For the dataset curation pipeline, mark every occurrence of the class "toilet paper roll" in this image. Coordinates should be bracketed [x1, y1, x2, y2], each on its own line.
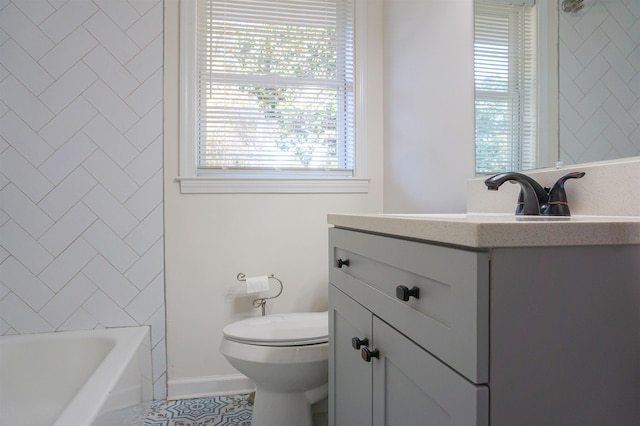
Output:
[245, 275, 270, 294]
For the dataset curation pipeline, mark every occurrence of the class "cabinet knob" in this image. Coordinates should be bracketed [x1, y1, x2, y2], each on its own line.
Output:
[396, 285, 420, 301]
[337, 258, 350, 268]
[361, 347, 379, 362]
[351, 337, 369, 350]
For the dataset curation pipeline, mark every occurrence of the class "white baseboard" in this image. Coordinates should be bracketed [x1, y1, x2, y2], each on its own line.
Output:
[167, 374, 256, 400]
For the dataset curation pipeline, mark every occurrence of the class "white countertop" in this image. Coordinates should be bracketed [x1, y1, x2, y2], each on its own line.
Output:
[327, 213, 640, 248]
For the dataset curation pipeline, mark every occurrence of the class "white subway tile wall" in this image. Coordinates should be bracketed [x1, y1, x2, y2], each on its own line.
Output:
[0, 0, 166, 399]
[559, 0, 640, 164]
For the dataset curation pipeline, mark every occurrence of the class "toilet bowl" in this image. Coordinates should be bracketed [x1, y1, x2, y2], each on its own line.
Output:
[220, 312, 328, 426]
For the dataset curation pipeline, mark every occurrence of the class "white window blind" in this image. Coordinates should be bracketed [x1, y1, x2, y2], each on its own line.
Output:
[196, 0, 355, 177]
[474, 0, 536, 174]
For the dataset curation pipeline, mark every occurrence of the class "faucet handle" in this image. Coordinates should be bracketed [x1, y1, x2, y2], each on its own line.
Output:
[542, 171, 585, 216]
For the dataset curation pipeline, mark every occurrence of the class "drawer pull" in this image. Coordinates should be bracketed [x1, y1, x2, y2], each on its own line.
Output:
[396, 285, 420, 301]
[351, 337, 369, 350]
[361, 347, 379, 362]
[337, 258, 350, 268]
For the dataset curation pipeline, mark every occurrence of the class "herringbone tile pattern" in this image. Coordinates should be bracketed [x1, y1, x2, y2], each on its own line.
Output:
[0, 0, 166, 398]
[559, 0, 640, 164]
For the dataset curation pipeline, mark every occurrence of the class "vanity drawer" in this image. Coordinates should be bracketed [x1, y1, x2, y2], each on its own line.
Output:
[329, 227, 489, 384]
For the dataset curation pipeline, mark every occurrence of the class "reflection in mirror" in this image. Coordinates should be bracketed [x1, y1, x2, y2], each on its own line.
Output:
[474, 0, 540, 174]
[474, 0, 639, 174]
[558, 0, 639, 165]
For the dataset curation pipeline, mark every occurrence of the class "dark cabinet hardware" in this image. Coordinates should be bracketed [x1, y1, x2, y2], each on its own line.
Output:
[396, 285, 420, 301]
[351, 337, 369, 350]
[337, 258, 350, 268]
[361, 347, 380, 362]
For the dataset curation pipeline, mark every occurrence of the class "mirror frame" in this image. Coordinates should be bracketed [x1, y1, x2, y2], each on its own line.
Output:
[536, 0, 559, 169]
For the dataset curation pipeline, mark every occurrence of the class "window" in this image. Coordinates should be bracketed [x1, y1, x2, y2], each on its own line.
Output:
[179, 0, 368, 193]
[474, 0, 537, 174]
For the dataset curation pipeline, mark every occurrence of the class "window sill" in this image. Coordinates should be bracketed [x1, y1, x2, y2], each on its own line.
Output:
[176, 177, 370, 194]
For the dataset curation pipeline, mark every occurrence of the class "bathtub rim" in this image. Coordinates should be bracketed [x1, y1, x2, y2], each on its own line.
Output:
[0, 325, 152, 426]
[51, 326, 151, 426]
[1, 326, 153, 426]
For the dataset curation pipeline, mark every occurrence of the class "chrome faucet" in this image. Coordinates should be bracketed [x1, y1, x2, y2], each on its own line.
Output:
[484, 172, 550, 215]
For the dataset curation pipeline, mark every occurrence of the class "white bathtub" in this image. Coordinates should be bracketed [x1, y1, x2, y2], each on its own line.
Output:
[0, 326, 152, 426]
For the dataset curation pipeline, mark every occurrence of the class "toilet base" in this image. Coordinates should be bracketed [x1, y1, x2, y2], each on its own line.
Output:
[252, 389, 313, 426]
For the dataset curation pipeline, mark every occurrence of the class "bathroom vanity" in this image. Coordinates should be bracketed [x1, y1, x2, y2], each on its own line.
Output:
[327, 213, 640, 425]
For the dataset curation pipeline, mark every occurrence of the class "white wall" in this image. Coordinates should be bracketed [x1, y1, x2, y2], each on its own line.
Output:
[163, 0, 384, 396]
[0, 0, 166, 399]
[382, 0, 475, 213]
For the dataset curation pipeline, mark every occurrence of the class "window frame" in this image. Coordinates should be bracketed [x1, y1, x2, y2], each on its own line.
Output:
[473, 0, 538, 175]
[177, 0, 369, 194]
[535, 0, 558, 168]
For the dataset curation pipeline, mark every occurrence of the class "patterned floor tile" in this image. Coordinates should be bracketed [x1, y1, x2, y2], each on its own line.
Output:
[143, 395, 253, 426]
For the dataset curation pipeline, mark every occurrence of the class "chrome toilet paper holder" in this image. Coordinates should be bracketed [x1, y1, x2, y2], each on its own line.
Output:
[236, 273, 284, 316]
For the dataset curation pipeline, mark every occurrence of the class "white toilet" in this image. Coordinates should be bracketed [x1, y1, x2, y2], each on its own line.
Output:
[220, 312, 329, 426]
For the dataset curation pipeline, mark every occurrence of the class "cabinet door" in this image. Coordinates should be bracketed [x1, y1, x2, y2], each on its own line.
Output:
[330, 228, 489, 384]
[329, 285, 373, 426]
[372, 318, 488, 426]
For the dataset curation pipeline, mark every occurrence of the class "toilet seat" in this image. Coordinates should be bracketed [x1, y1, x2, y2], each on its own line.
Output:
[223, 312, 328, 347]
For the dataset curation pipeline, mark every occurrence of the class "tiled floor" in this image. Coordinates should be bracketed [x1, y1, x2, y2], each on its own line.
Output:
[142, 395, 253, 426]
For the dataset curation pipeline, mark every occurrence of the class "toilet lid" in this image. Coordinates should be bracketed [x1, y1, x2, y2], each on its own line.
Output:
[223, 312, 328, 346]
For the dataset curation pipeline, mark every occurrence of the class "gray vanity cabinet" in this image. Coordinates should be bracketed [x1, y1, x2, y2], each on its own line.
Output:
[329, 284, 373, 426]
[329, 285, 489, 426]
[328, 227, 490, 425]
[328, 226, 640, 425]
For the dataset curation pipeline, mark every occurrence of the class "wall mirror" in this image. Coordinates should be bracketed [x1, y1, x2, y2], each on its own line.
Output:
[474, 0, 639, 173]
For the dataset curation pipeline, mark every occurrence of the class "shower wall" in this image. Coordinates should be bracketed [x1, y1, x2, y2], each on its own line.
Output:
[559, 0, 640, 164]
[0, 0, 166, 398]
